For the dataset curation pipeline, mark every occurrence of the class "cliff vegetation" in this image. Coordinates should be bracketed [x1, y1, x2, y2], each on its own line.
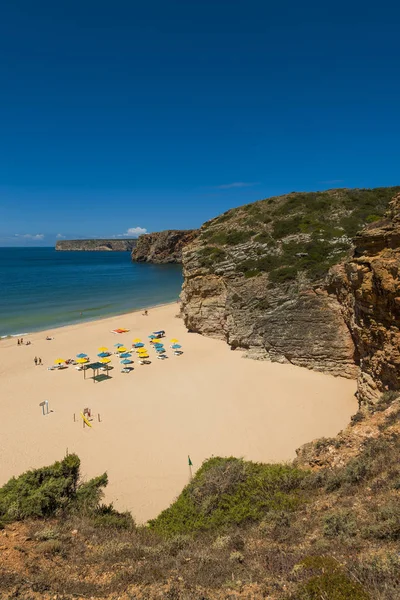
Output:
[131, 230, 198, 263]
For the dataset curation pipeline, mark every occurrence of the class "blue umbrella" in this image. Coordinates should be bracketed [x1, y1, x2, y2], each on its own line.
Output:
[76, 353, 88, 358]
[156, 348, 166, 353]
[148, 334, 156, 339]
[121, 358, 132, 364]
[172, 344, 182, 349]
[154, 343, 164, 347]
[119, 352, 131, 358]
[134, 343, 144, 348]
[114, 343, 123, 348]
[98, 352, 109, 358]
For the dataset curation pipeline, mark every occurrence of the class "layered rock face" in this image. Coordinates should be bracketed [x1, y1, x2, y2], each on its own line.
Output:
[181, 187, 400, 378]
[328, 193, 400, 404]
[131, 230, 197, 264]
[56, 239, 137, 251]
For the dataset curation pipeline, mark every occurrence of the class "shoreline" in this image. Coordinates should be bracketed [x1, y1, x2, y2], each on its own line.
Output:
[0, 299, 181, 343]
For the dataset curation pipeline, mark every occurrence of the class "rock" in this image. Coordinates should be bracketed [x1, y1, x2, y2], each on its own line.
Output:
[328, 192, 400, 404]
[180, 187, 400, 383]
[131, 229, 198, 263]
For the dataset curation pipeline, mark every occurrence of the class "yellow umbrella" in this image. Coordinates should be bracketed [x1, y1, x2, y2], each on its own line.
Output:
[98, 346, 108, 352]
[133, 338, 142, 343]
[139, 354, 149, 359]
[170, 338, 179, 343]
[76, 358, 88, 364]
[117, 347, 127, 352]
[100, 357, 111, 364]
[152, 339, 161, 343]
[54, 358, 65, 364]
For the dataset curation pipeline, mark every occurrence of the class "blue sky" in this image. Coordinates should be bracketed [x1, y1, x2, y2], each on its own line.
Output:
[1, 1, 400, 246]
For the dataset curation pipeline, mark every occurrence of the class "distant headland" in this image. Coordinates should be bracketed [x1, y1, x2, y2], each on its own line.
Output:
[55, 239, 137, 251]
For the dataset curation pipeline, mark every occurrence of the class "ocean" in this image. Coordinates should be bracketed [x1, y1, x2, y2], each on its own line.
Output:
[0, 247, 183, 337]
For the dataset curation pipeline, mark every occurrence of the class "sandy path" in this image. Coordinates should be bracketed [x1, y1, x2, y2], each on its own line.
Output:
[0, 303, 357, 522]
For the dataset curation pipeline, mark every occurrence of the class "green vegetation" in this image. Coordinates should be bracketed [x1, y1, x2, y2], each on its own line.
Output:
[0, 454, 133, 529]
[199, 186, 400, 282]
[293, 556, 370, 600]
[149, 457, 306, 536]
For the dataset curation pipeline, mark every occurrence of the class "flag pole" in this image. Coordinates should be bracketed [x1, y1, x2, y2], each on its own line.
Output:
[188, 455, 193, 481]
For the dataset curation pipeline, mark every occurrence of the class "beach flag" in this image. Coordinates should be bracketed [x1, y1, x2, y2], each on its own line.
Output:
[188, 455, 193, 466]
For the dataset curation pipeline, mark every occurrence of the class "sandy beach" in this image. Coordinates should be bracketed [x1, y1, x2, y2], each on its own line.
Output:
[0, 303, 357, 523]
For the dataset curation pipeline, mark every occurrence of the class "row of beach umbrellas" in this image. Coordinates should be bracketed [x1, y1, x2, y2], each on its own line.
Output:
[54, 336, 182, 367]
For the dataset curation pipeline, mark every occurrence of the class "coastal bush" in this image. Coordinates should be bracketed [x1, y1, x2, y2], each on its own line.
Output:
[148, 457, 307, 536]
[268, 266, 298, 284]
[198, 246, 226, 268]
[0, 454, 118, 524]
[293, 555, 370, 600]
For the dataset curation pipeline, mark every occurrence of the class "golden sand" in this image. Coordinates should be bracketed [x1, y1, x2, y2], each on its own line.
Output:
[0, 303, 357, 522]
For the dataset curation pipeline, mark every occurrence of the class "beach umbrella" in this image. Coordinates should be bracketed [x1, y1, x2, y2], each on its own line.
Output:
[54, 358, 65, 364]
[170, 339, 179, 343]
[134, 342, 144, 348]
[152, 338, 161, 343]
[121, 358, 132, 364]
[156, 348, 166, 353]
[119, 352, 131, 358]
[133, 338, 142, 343]
[148, 334, 156, 339]
[139, 355, 149, 359]
[100, 357, 111, 364]
[172, 344, 182, 349]
[97, 352, 109, 358]
[154, 342, 164, 347]
[76, 357, 88, 364]
[76, 353, 88, 358]
[117, 346, 127, 352]
[114, 343, 123, 348]
[98, 346, 108, 352]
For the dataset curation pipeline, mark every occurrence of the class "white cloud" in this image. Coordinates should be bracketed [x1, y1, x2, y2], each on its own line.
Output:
[114, 227, 147, 238]
[56, 233, 66, 239]
[14, 233, 45, 240]
[215, 182, 259, 190]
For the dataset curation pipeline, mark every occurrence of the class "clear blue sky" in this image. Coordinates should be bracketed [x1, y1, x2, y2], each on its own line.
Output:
[1, 1, 400, 245]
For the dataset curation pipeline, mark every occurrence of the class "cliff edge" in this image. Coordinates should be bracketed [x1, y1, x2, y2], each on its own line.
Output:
[131, 229, 198, 263]
[180, 187, 399, 381]
[56, 239, 137, 251]
[329, 192, 400, 404]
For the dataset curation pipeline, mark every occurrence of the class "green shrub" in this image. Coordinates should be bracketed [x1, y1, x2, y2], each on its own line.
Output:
[91, 504, 134, 530]
[254, 232, 272, 244]
[295, 555, 370, 599]
[268, 266, 298, 283]
[149, 457, 307, 536]
[323, 511, 357, 538]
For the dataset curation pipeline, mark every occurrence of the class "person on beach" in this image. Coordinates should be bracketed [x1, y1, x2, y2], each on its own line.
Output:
[21, 337, 23, 344]
[34, 356, 38, 366]
[142, 310, 148, 316]
[39, 358, 42, 365]
[17, 339, 20, 345]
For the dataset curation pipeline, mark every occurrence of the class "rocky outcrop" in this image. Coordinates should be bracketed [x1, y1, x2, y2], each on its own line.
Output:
[56, 239, 137, 251]
[181, 187, 400, 378]
[131, 230, 198, 264]
[328, 193, 400, 404]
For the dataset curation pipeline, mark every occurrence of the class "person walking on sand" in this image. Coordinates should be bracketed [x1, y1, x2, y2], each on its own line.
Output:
[17, 339, 20, 346]
[34, 356, 38, 366]
[39, 357, 42, 365]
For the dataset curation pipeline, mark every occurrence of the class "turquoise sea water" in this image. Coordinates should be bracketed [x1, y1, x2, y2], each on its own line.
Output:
[0, 248, 183, 337]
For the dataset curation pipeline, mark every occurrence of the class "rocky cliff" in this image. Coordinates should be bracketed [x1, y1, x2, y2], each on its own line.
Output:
[56, 239, 137, 251]
[181, 187, 400, 380]
[328, 192, 400, 404]
[131, 229, 198, 263]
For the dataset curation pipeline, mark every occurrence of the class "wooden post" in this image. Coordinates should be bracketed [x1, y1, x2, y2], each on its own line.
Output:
[73, 413, 76, 422]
